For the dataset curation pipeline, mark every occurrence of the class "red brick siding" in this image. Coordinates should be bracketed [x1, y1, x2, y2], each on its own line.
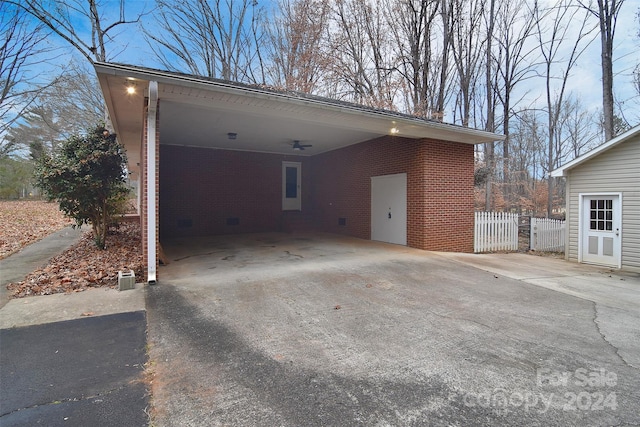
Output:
[310, 136, 474, 252]
[159, 145, 311, 237]
[421, 139, 475, 252]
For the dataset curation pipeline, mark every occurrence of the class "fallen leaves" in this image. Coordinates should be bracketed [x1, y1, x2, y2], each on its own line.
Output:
[7, 221, 145, 298]
[0, 201, 72, 259]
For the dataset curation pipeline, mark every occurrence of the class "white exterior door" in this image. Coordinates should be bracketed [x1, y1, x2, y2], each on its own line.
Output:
[282, 162, 302, 211]
[580, 194, 621, 268]
[371, 173, 407, 245]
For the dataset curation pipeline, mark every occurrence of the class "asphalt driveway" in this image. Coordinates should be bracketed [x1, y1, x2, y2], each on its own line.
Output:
[148, 232, 640, 426]
[0, 312, 148, 427]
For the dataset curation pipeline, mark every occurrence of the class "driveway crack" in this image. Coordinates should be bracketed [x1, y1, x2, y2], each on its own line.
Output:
[591, 301, 635, 369]
[0, 384, 130, 419]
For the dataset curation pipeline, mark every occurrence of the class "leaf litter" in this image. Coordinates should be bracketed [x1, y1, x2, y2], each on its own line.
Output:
[0, 201, 72, 259]
[7, 221, 145, 298]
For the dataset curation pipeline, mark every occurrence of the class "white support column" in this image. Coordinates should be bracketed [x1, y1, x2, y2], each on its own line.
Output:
[147, 81, 158, 284]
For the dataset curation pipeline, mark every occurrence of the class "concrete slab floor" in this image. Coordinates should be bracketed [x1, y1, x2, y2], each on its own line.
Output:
[0, 285, 146, 329]
[148, 232, 640, 426]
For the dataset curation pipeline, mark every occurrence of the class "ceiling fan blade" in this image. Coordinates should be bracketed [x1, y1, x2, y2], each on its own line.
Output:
[292, 140, 312, 150]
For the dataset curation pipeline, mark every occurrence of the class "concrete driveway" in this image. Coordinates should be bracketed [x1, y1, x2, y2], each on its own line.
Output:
[147, 232, 640, 426]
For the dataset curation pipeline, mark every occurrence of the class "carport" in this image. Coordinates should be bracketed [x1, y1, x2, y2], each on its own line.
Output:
[95, 62, 503, 283]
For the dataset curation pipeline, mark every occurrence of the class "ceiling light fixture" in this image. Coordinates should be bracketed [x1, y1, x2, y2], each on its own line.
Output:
[390, 127, 399, 135]
[125, 77, 137, 95]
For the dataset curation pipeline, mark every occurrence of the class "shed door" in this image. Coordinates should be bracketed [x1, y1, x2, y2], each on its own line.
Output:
[371, 173, 407, 245]
[581, 195, 621, 268]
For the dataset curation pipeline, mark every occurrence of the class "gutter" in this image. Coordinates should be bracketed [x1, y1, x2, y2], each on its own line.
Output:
[147, 81, 158, 285]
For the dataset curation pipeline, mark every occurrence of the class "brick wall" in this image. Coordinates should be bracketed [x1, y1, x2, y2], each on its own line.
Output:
[159, 145, 310, 238]
[420, 138, 475, 252]
[310, 136, 474, 252]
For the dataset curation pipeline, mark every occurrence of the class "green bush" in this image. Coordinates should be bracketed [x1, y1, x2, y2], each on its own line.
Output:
[34, 125, 129, 249]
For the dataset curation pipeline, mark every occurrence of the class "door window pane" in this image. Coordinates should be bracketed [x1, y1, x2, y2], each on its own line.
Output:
[589, 199, 613, 231]
[285, 167, 297, 198]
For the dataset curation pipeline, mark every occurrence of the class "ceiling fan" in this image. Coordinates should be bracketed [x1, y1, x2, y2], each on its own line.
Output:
[292, 140, 313, 151]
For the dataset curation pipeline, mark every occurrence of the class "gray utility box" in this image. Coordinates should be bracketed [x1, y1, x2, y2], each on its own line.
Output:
[118, 270, 136, 291]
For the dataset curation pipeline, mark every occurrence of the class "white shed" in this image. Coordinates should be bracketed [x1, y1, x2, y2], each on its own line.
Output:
[552, 125, 640, 273]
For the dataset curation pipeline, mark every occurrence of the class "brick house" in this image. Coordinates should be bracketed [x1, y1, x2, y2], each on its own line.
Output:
[95, 63, 503, 283]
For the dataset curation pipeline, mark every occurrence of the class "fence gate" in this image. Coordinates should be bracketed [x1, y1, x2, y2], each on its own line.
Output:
[530, 217, 565, 252]
[474, 212, 519, 253]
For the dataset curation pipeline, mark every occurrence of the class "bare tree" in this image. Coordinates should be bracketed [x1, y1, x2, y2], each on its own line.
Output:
[534, 0, 597, 216]
[265, 0, 330, 92]
[0, 3, 51, 158]
[147, 0, 266, 82]
[450, 0, 485, 127]
[579, 0, 625, 141]
[509, 109, 545, 214]
[483, 0, 496, 210]
[17, 0, 147, 63]
[558, 96, 599, 161]
[493, 0, 538, 209]
[7, 62, 104, 156]
[435, 0, 453, 120]
[327, 0, 398, 108]
[389, 0, 447, 118]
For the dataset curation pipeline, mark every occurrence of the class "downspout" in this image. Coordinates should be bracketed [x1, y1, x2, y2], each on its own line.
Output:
[147, 81, 158, 284]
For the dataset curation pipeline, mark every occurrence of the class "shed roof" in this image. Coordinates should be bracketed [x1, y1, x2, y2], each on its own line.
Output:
[551, 125, 640, 177]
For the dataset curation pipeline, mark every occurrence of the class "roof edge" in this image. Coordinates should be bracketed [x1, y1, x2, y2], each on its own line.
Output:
[551, 124, 640, 177]
[94, 62, 504, 144]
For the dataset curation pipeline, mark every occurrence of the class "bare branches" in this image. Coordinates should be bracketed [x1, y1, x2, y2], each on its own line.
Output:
[16, 0, 148, 63]
[265, 0, 331, 93]
[0, 3, 52, 158]
[147, 0, 266, 82]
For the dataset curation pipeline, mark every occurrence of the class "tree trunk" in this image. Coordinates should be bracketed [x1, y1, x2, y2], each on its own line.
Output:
[598, 0, 617, 141]
[484, 0, 496, 211]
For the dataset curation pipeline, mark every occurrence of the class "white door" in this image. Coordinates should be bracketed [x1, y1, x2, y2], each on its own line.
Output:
[580, 194, 621, 268]
[371, 173, 407, 245]
[282, 162, 302, 211]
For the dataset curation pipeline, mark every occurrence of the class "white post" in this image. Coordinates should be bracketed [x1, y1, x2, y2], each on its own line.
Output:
[147, 81, 158, 284]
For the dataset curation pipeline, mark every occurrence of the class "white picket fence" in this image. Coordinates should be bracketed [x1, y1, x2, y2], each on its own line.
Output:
[530, 217, 565, 252]
[474, 212, 519, 253]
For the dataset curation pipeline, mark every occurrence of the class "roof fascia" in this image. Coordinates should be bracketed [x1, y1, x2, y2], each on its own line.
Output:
[551, 124, 640, 177]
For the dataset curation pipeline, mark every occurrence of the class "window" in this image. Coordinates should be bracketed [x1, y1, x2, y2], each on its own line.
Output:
[589, 199, 613, 231]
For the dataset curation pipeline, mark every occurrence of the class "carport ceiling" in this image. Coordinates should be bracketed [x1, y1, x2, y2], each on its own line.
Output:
[96, 62, 503, 161]
[159, 96, 388, 156]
